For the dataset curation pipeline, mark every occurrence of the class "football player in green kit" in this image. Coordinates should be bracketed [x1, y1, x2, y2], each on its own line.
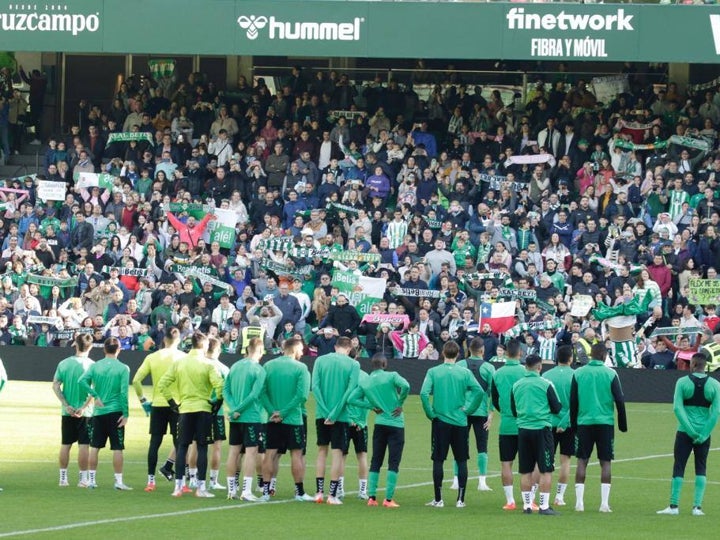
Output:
[421, 341, 484, 509]
[349, 354, 410, 508]
[657, 352, 720, 516]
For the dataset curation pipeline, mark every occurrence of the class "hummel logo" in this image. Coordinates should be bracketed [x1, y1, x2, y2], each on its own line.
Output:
[237, 15, 267, 40]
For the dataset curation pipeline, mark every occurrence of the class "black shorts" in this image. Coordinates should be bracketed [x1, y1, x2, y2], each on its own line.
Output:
[149, 406, 178, 438]
[431, 419, 469, 462]
[90, 412, 125, 451]
[518, 427, 555, 474]
[177, 411, 213, 446]
[316, 418, 349, 451]
[211, 414, 226, 442]
[552, 426, 575, 457]
[345, 425, 368, 455]
[61, 416, 90, 446]
[673, 431, 711, 478]
[498, 434, 519, 462]
[266, 423, 305, 452]
[575, 424, 614, 461]
[229, 422, 263, 449]
[467, 415, 489, 454]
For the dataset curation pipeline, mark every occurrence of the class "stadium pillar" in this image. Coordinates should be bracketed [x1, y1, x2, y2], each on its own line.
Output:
[226, 56, 253, 88]
[668, 63, 689, 96]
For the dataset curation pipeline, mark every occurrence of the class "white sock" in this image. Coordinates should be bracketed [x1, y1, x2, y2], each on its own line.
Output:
[452, 475, 459, 485]
[338, 476, 344, 492]
[148, 474, 155, 484]
[557, 483, 567, 500]
[359, 478, 367, 494]
[114, 473, 123, 485]
[198, 480, 206, 491]
[575, 483, 585, 506]
[601, 483, 611, 507]
[270, 477, 277, 492]
[175, 478, 183, 491]
[80, 470, 88, 483]
[227, 477, 236, 494]
[503, 485, 514, 504]
[189, 468, 198, 479]
[243, 476, 253, 494]
[59, 469, 67, 483]
[89, 470, 96, 484]
[210, 469, 218, 483]
[530, 483, 538, 502]
[540, 492, 549, 510]
[478, 475, 487, 486]
[522, 491, 532, 510]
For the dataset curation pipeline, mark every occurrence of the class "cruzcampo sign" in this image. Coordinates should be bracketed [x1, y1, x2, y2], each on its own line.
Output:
[4, 1, 720, 63]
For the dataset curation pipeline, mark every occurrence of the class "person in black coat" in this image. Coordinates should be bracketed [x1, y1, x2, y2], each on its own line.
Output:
[322, 293, 361, 337]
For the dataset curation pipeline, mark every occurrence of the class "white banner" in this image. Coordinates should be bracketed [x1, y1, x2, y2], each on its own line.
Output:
[570, 295, 594, 317]
[36, 180, 67, 201]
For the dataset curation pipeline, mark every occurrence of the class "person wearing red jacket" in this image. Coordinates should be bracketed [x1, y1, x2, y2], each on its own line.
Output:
[647, 252, 672, 300]
[166, 211, 215, 249]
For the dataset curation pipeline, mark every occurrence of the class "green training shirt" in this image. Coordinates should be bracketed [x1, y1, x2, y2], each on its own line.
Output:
[349, 369, 410, 428]
[54, 355, 95, 416]
[570, 360, 627, 431]
[510, 371, 562, 430]
[457, 356, 495, 417]
[157, 349, 224, 414]
[543, 364, 574, 429]
[78, 357, 130, 417]
[491, 359, 526, 435]
[311, 352, 360, 423]
[224, 358, 267, 424]
[131, 347, 187, 407]
[420, 362, 483, 427]
[673, 373, 720, 443]
[262, 356, 311, 426]
[346, 370, 370, 428]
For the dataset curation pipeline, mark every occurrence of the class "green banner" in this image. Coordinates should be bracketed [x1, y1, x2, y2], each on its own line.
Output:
[328, 250, 380, 264]
[106, 132, 155, 146]
[4, 2, 720, 63]
[332, 269, 386, 316]
[651, 326, 704, 338]
[168, 202, 212, 220]
[688, 279, 720, 306]
[26, 274, 78, 288]
[261, 258, 313, 279]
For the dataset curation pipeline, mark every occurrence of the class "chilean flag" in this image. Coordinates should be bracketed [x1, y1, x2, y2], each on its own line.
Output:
[479, 301, 516, 334]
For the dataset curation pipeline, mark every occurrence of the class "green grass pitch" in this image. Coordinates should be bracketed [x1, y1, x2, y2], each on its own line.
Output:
[0, 381, 717, 539]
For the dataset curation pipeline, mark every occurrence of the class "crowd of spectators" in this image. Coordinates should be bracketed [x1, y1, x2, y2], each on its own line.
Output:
[0, 63, 719, 369]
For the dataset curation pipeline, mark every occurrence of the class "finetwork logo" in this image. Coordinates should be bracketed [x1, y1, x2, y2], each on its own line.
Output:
[711, 14, 720, 55]
[237, 14, 364, 41]
[506, 7, 634, 31]
[0, 4, 100, 35]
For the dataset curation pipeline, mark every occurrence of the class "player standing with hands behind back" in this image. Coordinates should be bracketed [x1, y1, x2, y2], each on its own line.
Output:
[511, 354, 562, 515]
[421, 341, 484, 509]
[53, 333, 95, 488]
[571, 342, 627, 513]
[78, 337, 131, 490]
[657, 352, 720, 516]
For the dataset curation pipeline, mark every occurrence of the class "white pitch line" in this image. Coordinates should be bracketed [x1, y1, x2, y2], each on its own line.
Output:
[0, 448, 717, 537]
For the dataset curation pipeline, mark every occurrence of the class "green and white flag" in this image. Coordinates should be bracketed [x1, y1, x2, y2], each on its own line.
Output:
[332, 270, 387, 316]
[168, 202, 213, 220]
[208, 208, 237, 250]
[74, 172, 115, 190]
[148, 58, 176, 79]
[106, 132, 155, 146]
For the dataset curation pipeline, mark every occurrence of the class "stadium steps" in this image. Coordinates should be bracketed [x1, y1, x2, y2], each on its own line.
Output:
[1, 147, 44, 179]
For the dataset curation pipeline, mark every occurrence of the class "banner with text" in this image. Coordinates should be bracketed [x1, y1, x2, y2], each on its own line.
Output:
[332, 269, 386, 316]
